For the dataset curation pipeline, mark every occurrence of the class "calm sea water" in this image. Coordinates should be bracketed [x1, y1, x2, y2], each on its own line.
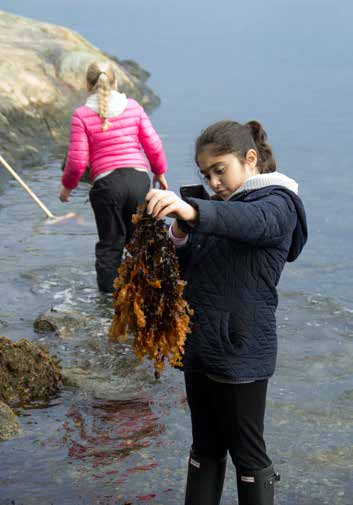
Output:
[0, 1, 352, 504]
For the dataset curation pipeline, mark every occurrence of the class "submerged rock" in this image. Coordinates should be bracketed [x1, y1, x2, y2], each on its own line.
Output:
[308, 445, 353, 468]
[0, 335, 62, 406]
[33, 307, 94, 338]
[62, 360, 154, 402]
[0, 10, 160, 166]
[0, 399, 21, 441]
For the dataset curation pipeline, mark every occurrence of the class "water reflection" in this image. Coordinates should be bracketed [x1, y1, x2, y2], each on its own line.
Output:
[64, 399, 163, 472]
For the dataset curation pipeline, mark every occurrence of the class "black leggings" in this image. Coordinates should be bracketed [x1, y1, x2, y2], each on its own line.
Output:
[184, 372, 272, 470]
[89, 168, 150, 293]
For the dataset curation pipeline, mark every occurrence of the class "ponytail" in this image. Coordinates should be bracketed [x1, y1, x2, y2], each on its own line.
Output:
[86, 61, 116, 131]
[246, 120, 276, 173]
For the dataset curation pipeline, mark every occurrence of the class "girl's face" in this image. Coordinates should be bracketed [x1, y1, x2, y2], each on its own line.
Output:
[197, 145, 259, 200]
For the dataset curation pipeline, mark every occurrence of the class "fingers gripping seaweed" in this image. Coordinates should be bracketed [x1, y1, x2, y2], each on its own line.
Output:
[109, 205, 193, 372]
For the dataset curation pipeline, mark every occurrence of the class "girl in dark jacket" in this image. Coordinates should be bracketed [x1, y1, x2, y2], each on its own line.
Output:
[146, 120, 307, 505]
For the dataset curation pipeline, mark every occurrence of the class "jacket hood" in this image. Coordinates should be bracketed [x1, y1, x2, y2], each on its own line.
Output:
[230, 172, 307, 262]
[281, 187, 308, 262]
[85, 90, 128, 117]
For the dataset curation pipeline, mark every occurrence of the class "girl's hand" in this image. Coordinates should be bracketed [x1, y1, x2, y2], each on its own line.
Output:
[59, 186, 72, 202]
[146, 189, 198, 222]
[152, 174, 169, 190]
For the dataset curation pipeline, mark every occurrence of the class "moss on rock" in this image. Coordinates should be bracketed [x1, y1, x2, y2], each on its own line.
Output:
[0, 336, 62, 406]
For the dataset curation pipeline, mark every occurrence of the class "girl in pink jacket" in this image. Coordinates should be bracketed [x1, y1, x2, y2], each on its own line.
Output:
[60, 61, 168, 293]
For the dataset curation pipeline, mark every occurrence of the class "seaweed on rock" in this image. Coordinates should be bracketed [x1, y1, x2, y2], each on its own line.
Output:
[0, 336, 62, 406]
[109, 205, 193, 372]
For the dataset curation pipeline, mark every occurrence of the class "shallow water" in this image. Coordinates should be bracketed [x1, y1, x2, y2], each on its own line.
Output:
[0, 159, 352, 505]
[1, 0, 353, 503]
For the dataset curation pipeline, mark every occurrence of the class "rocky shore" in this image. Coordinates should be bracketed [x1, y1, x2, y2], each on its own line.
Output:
[0, 304, 156, 441]
[0, 10, 160, 167]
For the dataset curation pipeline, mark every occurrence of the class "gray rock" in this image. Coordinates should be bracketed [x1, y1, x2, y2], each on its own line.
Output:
[120, 59, 151, 83]
[62, 358, 155, 401]
[0, 319, 8, 328]
[0, 10, 160, 167]
[33, 307, 94, 338]
[0, 399, 21, 441]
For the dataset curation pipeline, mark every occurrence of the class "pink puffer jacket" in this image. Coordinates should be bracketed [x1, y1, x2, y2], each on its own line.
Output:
[62, 98, 167, 190]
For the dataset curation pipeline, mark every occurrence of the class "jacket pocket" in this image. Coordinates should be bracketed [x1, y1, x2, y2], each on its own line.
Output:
[227, 305, 256, 355]
[190, 306, 233, 356]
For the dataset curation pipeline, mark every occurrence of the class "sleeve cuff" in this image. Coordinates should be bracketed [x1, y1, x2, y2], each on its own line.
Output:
[168, 224, 189, 247]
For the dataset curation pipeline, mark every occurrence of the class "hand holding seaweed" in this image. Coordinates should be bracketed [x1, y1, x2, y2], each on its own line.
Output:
[109, 204, 193, 372]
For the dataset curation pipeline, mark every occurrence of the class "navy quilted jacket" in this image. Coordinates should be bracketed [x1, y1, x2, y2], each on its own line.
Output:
[177, 184, 307, 381]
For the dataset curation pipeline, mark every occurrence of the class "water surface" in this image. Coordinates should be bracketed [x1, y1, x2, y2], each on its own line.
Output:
[0, 1, 352, 503]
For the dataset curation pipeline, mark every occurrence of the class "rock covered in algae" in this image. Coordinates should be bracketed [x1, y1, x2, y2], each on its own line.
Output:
[0, 336, 62, 406]
[0, 399, 21, 441]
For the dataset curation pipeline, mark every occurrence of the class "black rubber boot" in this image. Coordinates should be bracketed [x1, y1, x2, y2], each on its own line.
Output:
[236, 464, 280, 505]
[184, 448, 227, 505]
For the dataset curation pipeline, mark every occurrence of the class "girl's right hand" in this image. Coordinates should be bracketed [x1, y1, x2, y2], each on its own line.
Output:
[146, 189, 198, 222]
[59, 186, 72, 202]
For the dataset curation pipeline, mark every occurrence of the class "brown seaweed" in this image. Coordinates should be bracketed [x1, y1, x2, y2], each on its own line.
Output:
[109, 205, 193, 372]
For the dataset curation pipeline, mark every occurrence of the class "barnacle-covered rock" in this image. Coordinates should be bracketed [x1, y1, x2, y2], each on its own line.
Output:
[109, 205, 193, 372]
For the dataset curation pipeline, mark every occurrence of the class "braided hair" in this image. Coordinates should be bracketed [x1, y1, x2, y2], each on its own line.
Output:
[86, 61, 116, 131]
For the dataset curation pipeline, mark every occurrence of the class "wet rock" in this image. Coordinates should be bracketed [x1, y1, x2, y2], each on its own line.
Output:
[338, 389, 353, 401]
[0, 335, 62, 406]
[0, 399, 21, 441]
[33, 307, 94, 338]
[0, 319, 8, 328]
[62, 357, 154, 401]
[0, 10, 160, 166]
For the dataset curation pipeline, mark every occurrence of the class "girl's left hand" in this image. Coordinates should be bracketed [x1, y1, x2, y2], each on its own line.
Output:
[146, 189, 198, 221]
[152, 174, 169, 190]
[59, 186, 72, 202]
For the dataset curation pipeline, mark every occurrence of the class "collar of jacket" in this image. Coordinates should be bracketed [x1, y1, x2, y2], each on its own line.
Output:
[228, 185, 293, 202]
[85, 90, 128, 117]
[226, 172, 299, 201]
